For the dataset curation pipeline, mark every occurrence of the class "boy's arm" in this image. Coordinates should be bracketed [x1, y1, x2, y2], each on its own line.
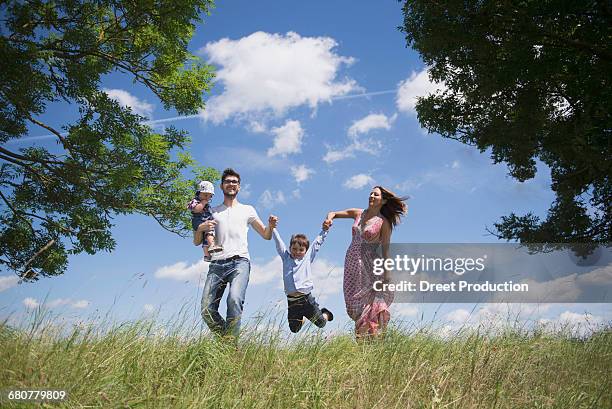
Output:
[309, 229, 328, 262]
[272, 228, 287, 256]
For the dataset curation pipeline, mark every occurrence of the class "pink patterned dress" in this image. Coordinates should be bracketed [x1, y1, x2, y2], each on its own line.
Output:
[343, 210, 393, 336]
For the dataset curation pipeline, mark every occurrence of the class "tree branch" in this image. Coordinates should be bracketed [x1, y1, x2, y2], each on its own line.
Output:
[28, 117, 68, 146]
[19, 238, 56, 281]
[0, 189, 35, 234]
[0, 146, 64, 166]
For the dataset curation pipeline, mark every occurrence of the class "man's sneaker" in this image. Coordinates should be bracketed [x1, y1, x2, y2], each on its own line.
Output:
[208, 244, 223, 254]
[321, 308, 334, 322]
[204, 255, 212, 262]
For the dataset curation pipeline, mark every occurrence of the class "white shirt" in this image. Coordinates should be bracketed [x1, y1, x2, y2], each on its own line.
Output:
[210, 202, 261, 260]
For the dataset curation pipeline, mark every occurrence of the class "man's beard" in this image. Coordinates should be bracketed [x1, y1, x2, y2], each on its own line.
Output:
[224, 191, 237, 198]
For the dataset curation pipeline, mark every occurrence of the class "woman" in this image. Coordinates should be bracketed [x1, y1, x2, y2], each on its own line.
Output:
[325, 186, 407, 338]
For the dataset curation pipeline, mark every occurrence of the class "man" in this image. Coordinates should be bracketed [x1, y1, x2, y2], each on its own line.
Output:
[194, 168, 274, 338]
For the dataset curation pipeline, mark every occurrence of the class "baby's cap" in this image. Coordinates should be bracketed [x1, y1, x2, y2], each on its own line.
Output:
[197, 181, 215, 195]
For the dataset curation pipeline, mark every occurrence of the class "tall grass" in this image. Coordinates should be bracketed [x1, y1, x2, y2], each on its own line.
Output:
[1, 312, 610, 408]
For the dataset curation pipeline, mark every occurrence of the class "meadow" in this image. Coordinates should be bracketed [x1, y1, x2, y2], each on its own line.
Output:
[1, 311, 610, 408]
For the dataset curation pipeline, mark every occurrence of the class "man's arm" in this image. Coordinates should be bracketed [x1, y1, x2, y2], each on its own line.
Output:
[193, 220, 216, 246]
[251, 219, 273, 240]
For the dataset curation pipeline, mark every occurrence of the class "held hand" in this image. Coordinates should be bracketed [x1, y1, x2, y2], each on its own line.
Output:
[198, 220, 217, 232]
[268, 215, 278, 229]
[322, 219, 333, 230]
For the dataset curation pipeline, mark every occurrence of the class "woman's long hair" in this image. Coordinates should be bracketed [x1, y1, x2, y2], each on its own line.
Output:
[374, 186, 408, 230]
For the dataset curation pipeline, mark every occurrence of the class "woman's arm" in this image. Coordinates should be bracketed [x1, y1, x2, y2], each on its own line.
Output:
[326, 208, 362, 221]
[380, 218, 392, 284]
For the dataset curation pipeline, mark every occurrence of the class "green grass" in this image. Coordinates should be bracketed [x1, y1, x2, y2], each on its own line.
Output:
[1, 314, 610, 408]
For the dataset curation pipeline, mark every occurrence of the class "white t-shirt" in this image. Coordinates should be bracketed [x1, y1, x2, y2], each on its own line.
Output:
[210, 202, 261, 260]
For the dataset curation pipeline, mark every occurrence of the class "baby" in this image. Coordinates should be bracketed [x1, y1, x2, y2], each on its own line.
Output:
[269, 215, 333, 333]
[187, 181, 222, 260]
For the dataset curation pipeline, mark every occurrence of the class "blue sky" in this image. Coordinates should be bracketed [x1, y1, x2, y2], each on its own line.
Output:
[1, 1, 610, 336]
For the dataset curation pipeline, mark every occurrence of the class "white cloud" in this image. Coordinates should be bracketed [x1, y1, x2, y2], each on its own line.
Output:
[104, 88, 154, 118]
[474, 304, 554, 327]
[23, 297, 39, 309]
[200, 31, 358, 123]
[446, 308, 471, 323]
[239, 183, 252, 199]
[71, 300, 90, 309]
[258, 190, 287, 209]
[538, 310, 604, 337]
[250, 256, 283, 285]
[311, 258, 343, 300]
[247, 121, 268, 134]
[0, 275, 19, 292]
[558, 311, 602, 326]
[348, 113, 397, 137]
[291, 165, 315, 183]
[267, 120, 304, 157]
[323, 148, 355, 163]
[343, 174, 374, 190]
[425, 304, 608, 338]
[143, 304, 155, 314]
[323, 113, 395, 164]
[292, 189, 301, 199]
[154, 259, 209, 282]
[22, 297, 91, 310]
[396, 69, 446, 114]
[47, 298, 71, 308]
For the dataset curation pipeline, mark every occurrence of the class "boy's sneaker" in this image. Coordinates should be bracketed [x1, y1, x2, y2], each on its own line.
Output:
[204, 255, 212, 262]
[321, 308, 334, 322]
[208, 244, 223, 254]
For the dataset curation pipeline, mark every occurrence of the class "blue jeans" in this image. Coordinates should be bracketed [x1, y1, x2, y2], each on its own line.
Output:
[201, 257, 250, 337]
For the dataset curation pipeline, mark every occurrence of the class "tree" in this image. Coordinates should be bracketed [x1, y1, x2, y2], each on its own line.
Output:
[400, 0, 611, 246]
[0, 0, 218, 280]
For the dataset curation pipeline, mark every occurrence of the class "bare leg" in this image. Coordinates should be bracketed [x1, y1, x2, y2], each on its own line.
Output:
[207, 234, 223, 253]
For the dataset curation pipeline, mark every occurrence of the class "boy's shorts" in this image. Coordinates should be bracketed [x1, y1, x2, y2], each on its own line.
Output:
[191, 212, 215, 239]
[286, 293, 327, 333]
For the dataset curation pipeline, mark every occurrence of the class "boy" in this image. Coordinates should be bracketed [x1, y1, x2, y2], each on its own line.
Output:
[187, 181, 222, 260]
[269, 215, 334, 333]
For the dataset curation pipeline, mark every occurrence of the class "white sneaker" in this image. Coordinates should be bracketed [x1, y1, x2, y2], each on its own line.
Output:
[208, 244, 223, 254]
